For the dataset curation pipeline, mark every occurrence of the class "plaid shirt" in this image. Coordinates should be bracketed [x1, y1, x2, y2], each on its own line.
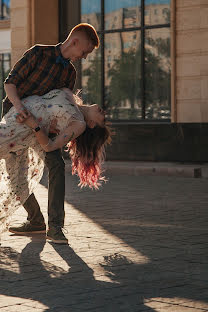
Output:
[2, 43, 76, 115]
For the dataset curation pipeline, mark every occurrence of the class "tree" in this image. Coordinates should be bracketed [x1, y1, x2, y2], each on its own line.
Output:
[108, 42, 170, 119]
[145, 36, 171, 118]
[107, 49, 141, 118]
[82, 36, 171, 120]
[82, 53, 101, 106]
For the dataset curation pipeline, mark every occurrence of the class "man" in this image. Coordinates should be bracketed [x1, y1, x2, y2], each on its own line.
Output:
[2, 23, 100, 244]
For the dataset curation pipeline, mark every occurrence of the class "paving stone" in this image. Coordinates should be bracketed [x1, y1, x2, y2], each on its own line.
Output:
[1, 171, 208, 311]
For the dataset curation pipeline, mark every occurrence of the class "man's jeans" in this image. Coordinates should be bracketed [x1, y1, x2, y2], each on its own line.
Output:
[24, 148, 65, 228]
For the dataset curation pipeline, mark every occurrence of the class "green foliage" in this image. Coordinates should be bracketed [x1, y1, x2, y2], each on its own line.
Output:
[82, 36, 171, 120]
[145, 48, 170, 104]
[82, 53, 101, 106]
[108, 49, 141, 114]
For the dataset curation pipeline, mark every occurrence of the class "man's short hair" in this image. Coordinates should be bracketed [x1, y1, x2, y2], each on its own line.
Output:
[70, 23, 100, 48]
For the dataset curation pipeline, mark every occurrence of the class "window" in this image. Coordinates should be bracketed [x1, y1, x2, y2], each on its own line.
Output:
[0, 0, 10, 20]
[0, 53, 11, 115]
[81, 0, 171, 121]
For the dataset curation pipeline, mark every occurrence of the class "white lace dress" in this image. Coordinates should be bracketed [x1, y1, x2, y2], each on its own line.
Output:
[0, 88, 85, 233]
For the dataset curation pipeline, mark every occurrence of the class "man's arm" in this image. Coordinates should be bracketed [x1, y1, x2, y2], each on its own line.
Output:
[4, 46, 40, 117]
[4, 83, 29, 117]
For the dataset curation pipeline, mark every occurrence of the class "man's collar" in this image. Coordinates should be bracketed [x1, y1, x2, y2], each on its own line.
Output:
[55, 43, 70, 68]
[55, 43, 63, 56]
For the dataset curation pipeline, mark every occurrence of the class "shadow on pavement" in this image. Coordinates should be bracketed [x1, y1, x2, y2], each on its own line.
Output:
[62, 172, 208, 309]
[1, 172, 208, 311]
[0, 237, 154, 311]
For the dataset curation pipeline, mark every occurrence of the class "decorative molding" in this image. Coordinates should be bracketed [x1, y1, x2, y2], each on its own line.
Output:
[0, 19, 10, 29]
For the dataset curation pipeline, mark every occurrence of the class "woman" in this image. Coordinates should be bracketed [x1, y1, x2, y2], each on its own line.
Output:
[0, 88, 112, 232]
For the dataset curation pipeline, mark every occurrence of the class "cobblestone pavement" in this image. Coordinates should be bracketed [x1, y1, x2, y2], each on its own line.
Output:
[0, 170, 208, 312]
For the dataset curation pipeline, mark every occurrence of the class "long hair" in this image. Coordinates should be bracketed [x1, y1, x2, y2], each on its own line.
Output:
[66, 125, 112, 189]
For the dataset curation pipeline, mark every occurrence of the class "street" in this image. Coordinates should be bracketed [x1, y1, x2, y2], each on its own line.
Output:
[1, 170, 208, 311]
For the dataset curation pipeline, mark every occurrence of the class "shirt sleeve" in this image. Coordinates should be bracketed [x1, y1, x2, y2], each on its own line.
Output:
[68, 64, 77, 91]
[4, 46, 41, 86]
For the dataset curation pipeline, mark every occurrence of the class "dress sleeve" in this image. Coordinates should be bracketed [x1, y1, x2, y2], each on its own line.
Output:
[4, 46, 41, 86]
[44, 120, 86, 152]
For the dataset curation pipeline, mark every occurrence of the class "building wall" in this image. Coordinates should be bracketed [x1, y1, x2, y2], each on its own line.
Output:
[0, 21, 11, 53]
[106, 122, 208, 162]
[176, 0, 208, 122]
[8, 0, 208, 162]
[10, 0, 31, 65]
[0, 15, 11, 111]
[9, 0, 208, 122]
[10, 0, 59, 66]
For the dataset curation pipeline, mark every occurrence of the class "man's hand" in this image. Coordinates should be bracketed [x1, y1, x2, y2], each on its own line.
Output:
[16, 112, 38, 129]
[4, 83, 31, 118]
[15, 106, 31, 119]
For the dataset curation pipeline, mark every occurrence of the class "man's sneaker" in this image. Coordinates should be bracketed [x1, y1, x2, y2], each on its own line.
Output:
[46, 227, 68, 244]
[9, 221, 46, 234]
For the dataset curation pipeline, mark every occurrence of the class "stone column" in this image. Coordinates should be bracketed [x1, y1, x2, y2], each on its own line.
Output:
[10, 0, 59, 66]
[176, 0, 208, 122]
[10, 0, 31, 66]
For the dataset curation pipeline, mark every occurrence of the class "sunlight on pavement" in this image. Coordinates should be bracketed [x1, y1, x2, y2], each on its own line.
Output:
[1, 183, 150, 284]
[144, 297, 208, 311]
[0, 296, 48, 311]
[36, 183, 150, 283]
[0, 182, 151, 311]
[1, 177, 208, 311]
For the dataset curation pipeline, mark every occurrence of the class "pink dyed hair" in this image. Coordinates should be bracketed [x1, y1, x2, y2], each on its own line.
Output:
[66, 125, 112, 189]
[63, 88, 112, 189]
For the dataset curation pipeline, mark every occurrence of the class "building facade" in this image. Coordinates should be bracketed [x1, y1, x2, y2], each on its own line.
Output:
[0, 0, 11, 115]
[4, 0, 208, 161]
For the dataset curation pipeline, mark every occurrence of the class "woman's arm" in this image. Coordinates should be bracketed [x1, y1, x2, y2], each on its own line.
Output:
[42, 120, 86, 152]
[17, 114, 86, 152]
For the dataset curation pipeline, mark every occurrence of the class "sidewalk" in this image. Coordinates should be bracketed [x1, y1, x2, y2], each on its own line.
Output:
[66, 160, 208, 178]
[0, 164, 208, 311]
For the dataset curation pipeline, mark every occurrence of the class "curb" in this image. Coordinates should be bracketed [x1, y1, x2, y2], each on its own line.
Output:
[65, 160, 208, 179]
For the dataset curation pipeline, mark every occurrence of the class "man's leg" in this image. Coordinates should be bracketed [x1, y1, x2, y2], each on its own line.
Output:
[45, 149, 67, 244]
[24, 193, 45, 225]
[9, 194, 46, 234]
